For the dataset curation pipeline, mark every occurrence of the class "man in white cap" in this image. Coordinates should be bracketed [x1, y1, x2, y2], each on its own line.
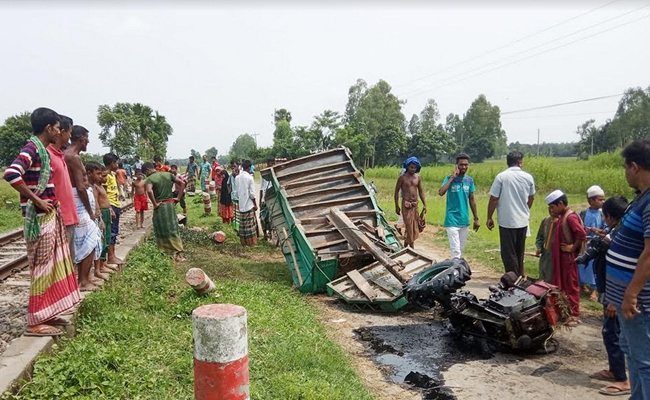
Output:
[578, 185, 606, 301]
[547, 189, 587, 326]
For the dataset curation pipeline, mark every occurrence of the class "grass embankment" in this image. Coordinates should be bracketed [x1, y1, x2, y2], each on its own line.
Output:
[7, 195, 375, 400]
[0, 178, 23, 233]
[367, 154, 632, 312]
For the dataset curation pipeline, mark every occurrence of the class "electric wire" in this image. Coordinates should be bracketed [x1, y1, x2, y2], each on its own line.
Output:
[501, 94, 623, 115]
[396, 0, 623, 89]
[405, 12, 650, 98]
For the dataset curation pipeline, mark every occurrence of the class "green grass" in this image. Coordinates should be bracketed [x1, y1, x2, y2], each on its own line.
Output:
[7, 196, 376, 400]
[0, 178, 22, 233]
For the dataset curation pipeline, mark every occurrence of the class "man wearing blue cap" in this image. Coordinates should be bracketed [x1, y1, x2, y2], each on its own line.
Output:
[394, 156, 427, 248]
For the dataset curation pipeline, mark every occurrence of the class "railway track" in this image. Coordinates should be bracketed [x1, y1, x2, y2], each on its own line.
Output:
[0, 201, 134, 281]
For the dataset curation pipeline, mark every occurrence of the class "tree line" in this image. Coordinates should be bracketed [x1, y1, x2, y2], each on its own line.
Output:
[0, 86, 647, 167]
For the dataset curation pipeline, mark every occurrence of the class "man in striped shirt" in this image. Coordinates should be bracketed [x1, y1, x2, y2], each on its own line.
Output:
[605, 139, 650, 400]
[3, 108, 80, 336]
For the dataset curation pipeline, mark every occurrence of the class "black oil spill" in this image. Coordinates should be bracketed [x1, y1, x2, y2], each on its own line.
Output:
[355, 323, 494, 400]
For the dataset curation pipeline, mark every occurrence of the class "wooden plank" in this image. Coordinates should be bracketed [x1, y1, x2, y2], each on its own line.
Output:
[329, 208, 406, 283]
[283, 171, 360, 190]
[346, 269, 378, 301]
[312, 238, 350, 250]
[291, 195, 371, 211]
[286, 183, 365, 199]
[276, 160, 351, 182]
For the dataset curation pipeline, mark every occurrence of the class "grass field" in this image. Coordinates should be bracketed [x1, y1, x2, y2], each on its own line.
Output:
[8, 196, 376, 400]
[0, 178, 22, 233]
[365, 154, 633, 286]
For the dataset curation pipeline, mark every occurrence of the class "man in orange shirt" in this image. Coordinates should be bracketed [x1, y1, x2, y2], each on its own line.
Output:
[154, 155, 170, 172]
[116, 163, 128, 200]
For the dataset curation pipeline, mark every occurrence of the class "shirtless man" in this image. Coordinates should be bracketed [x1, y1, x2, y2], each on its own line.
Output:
[394, 157, 427, 248]
[65, 126, 102, 291]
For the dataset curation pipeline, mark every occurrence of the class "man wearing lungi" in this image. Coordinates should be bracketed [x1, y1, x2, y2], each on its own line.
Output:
[236, 160, 258, 246]
[394, 157, 427, 249]
[4, 108, 80, 337]
[142, 163, 186, 262]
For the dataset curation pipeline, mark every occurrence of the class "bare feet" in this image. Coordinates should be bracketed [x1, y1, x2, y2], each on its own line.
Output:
[108, 257, 125, 265]
[104, 264, 119, 272]
[79, 283, 100, 292]
[94, 271, 110, 280]
[174, 254, 187, 262]
[589, 290, 598, 302]
[100, 267, 115, 274]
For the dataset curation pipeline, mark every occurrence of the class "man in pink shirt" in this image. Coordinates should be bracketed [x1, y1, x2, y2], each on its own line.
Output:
[46, 115, 79, 259]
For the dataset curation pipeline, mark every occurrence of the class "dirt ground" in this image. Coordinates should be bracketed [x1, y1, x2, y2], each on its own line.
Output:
[309, 231, 618, 400]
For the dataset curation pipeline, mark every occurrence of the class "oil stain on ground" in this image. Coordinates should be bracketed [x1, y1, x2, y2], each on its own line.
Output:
[356, 322, 494, 400]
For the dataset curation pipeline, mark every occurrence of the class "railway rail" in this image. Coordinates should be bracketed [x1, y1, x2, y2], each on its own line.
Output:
[0, 201, 134, 281]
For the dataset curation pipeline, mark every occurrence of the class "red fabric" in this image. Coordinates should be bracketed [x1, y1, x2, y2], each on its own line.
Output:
[47, 145, 78, 226]
[551, 210, 587, 317]
[134, 194, 149, 211]
[211, 162, 220, 182]
[155, 165, 170, 172]
[115, 169, 127, 185]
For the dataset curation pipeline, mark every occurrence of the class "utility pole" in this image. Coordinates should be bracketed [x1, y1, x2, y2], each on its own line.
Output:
[591, 134, 594, 156]
[537, 129, 540, 156]
[251, 133, 260, 146]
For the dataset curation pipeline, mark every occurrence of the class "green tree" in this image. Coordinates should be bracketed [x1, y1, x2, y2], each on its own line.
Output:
[407, 114, 420, 136]
[0, 112, 31, 166]
[445, 113, 464, 151]
[205, 146, 218, 159]
[274, 109, 292, 125]
[272, 120, 295, 158]
[354, 80, 406, 166]
[97, 103, 173, 160]
[332, 126, 369, 165]
[462, 94, 506, 163]
[408, 99, 453, 162]
[190, 149, 201, 160]
[293, 125, 320, 157]
[228, 134, 258, 161]
[311, 110, 341, 151]
[609, 86, 650, 147]
[344, 79, 368, 126]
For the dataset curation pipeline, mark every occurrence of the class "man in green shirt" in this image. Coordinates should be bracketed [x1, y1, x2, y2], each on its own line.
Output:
[142, 162, 186, 262]
[438, 153, 480, 259]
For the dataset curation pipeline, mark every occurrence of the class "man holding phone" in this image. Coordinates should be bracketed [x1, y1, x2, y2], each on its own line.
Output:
[438, 153, 479, 259]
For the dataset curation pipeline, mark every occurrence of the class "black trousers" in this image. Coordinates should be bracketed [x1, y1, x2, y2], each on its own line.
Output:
[499, 226, 527, 276]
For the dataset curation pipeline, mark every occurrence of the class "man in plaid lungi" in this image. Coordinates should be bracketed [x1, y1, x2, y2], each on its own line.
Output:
[235, 160, 258, 246]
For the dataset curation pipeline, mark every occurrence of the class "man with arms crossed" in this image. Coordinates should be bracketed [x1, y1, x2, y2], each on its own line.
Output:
[486, 151, 535, 277]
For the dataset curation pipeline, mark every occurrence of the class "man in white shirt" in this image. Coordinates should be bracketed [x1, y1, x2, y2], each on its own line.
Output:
[259, 158, 275, 240]
[486, 151, 535, 276]
[236, 160, 258, 246]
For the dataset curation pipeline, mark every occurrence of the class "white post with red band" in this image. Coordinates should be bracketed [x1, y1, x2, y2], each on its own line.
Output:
[193, 304, 250, 400]
[185, 268, 216, 294]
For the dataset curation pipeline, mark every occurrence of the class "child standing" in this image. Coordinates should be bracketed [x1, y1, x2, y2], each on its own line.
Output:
[132, 169, 148, 229]
[579, 185, 606, 302]
[91, 165, 117, 277]
[219, 169, 234, 224]
[103, 153, 124, 266]
[535, 209, 558, 284]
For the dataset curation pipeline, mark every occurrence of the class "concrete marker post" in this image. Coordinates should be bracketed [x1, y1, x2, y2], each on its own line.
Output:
[193, 304, 249, 400]
[185, 268, 216, 294]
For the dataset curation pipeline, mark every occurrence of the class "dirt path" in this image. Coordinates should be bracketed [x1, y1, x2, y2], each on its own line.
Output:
[308, 231, 615, 400]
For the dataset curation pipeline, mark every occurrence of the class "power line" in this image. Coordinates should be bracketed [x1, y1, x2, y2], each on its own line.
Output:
[406, 11, 650, 98]
[502, 95, 622, 115]
[501, 94, 622, 115]
[502, 111, 614, 120]
[397, 0, 623, 89]
[403, 3, 650, 98]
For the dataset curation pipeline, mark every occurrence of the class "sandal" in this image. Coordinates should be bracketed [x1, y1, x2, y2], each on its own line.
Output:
[589, 370, 615, 382]
[44, 316, 71, 326]
[598, 384, 631, 396]
[24, 324, 63, 337]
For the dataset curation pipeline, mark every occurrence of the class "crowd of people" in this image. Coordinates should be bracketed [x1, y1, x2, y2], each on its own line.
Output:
[394, 141, 650, 398]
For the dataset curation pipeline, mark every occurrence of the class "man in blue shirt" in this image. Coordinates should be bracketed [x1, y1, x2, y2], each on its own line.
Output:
[438, 153, 480, 259]
[605, 139, 650, 400]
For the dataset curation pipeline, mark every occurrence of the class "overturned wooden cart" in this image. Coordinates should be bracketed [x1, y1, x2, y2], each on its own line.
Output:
[260, 148, 435, 311]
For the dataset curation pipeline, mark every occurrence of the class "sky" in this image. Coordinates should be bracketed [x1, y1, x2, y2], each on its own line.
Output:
[1, 1, 648, 158]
